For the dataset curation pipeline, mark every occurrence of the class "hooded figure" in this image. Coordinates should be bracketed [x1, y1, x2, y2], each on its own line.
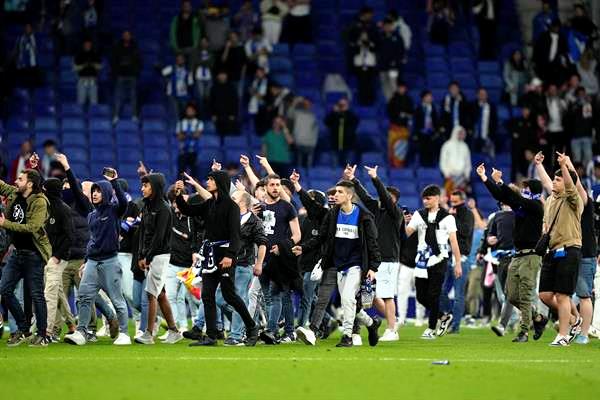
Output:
[175, 169, 259, 346]
[439, 125, 472, 182]
[138, 173, 172, 263]
[86, 179, 128, 261]
[43, 177, 74, 262]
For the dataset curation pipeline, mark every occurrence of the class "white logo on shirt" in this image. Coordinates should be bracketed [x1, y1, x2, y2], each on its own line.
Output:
[335, 224, 359, 239]
[12, 204, 25, 224]
[262, 210, 275, 235]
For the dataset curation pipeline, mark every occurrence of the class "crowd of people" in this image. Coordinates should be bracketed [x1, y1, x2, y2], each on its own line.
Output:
[0, 144, 599, 348]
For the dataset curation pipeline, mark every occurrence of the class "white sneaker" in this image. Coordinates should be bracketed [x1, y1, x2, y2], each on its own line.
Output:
[64, 330, 87, 346]
[295, 326, 316, 346]
[161, 330, 183, 344]
[97, 318, 109, 337]
[134, 331, 155, 345]
[420, 328, 436, 340]
[588, 326, 600, 339]
[352, 333, 363, 346]
[134, 330, 144, 339]
[549, 334, 569, 347]
[113, 333, 131, 345]
[436, 314, 454, 337]
[396, 318, 406, 327]
[380, 329, 399, 342]
[158, 331, 169, 341]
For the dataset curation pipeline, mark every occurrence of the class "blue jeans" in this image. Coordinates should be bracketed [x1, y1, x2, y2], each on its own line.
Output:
[77, 256, 129, 333]
[194, 287, 224, 330]
[268, 282, 295, 336]
[0, 250, 46, 334]
[77, 77, 98, 106]
[298, 271, 318, 327]
[228, 265, 254, 340]
[7, 279, 24, 334]
[132, 278, 149, 332]
[439, 257, 469, 331]
[113, 77, 137, 118]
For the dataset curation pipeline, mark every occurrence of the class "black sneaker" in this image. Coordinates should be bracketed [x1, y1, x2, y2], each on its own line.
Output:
[217, 330, 226, 340]
[367, 317, 381, 347]
[259, 330, 279, 345]
[182, 326, 204, 341]
[29, 335, 50, 347]
[223, 337, 244, 346]
[189, 336, 217, 347]
[336, 335, 353, 347]
[512, 331, 528, 343]
[245, 325, 259, 347]
[86, 331, 98, 343]
[491, 325, 506, 337]
[436, 313, 454, 337]
[567, 316, 583, 343]
[7, 331, 31, 347]
[533, 314, 548, 341]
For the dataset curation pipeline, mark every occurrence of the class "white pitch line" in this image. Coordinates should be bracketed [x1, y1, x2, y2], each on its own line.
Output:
[1, 356, 595, 363]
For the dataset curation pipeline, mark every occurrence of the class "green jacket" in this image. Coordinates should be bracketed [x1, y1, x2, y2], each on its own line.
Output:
[170, 14, 201, 51]
[0, 181, 51, 262]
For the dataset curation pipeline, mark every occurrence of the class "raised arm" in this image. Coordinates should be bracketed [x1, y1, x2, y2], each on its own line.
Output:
[57, 153, 93, 215]
[533, 152, 553, 194]
[290, 170, 328, 222]
[368, 166, 401, 219]
[557, 152, 582, 210]
[109, 173, 128, 217]
[174, 180, 206, 217]
[240, 155, 260, 189]
[183, 172, 212, 201]
[566, 155, 588, 205]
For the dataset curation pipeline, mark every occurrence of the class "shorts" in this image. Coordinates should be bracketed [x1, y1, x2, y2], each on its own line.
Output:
[539, 247, 581, 296]
[575, 257, 597, 298]
[375, 262, 400, 299]
[145, 254, 170, 297]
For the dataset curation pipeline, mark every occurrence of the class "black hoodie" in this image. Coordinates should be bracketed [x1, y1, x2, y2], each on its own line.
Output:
[138, 173, 172, 263]
[176, 170, 241, 263]
[43, 178, 74, 261]
[452, 203, 474, 257]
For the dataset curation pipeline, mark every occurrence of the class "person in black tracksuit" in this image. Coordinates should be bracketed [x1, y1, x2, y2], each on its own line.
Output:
[135, 173, 180, 344]
[296, 189, 328, 328]
[352, 167, 403, 338]
[41, 178, 74, 339]
[175, 170, 259, 346]
[291, 174, 337, 337]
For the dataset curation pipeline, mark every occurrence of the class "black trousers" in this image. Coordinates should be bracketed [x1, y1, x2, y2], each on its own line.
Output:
[415, 261, 447, 330]
[202, 267, 256, 340]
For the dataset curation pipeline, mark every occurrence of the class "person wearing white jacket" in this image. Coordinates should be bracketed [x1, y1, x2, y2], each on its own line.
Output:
[440, 126, 472, 192]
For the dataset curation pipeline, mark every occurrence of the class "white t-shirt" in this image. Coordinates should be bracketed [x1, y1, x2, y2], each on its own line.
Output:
[408, 209, 457, 266]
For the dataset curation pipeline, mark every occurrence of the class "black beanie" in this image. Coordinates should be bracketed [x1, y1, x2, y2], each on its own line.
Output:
[43, 177, 63, 198]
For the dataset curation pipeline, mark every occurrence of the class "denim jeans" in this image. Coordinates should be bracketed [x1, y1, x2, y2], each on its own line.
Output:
[77, 256, 129, 333]
[0, 250, 46, 334]
[132, 278, 149, 332]
[267, 282, 295, 336]
[165, 264, 201, 329]
[439, 256, 469, 331]
[113, 77, 137, 118]
[7, 279, 24, 334]
[297, 271, 318, 328]
[295, 145, 315, 169]
[228, 265, 254, 340]
[77, 77, 98, 106]
[571, 137, 593, 167]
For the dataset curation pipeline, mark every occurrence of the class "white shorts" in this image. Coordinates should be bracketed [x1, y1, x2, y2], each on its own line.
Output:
[376, 262, 400, 299]
[145, 254, 170, 297]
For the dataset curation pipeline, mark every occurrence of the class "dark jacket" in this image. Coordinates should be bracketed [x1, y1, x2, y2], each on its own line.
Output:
[210, 81, 239, 117]
[297, 188, 329, 273]
[169, 209, 198, 268]
[483, 180, 543, 250]
[87, 180, 128, 261]
[176, 170, 241, 263]
[478, 209, 515, 254]
[139, 173, 172, 263]
[452, 203, 475, 257]
[377, 31, 405, 71]
[387, 92, 414, 127]
[62, 170, 91, 260]
[119, 200, 141, 253]
[441, 93, 470, 133]
[111, 39, 142, 77]
[413, 103, 440, 136]
[470, 101, 498, 141]
[353, 176, 402, 262]
[566, 99, 595, 138]
[400, 233, 418, 268]
[324, 110, 359, 151]
[306, 204, 381, 274]
[238, 212, 268, 267]
[43, 178, 74, 261]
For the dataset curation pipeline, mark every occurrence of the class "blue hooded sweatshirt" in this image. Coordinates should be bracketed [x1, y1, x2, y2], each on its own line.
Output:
[86, 179, 128, 261]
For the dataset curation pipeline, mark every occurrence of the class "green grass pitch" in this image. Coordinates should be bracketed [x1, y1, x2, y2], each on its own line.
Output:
[2, 325, 599, 399]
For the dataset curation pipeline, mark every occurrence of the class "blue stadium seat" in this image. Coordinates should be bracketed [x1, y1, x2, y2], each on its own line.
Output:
[144, 132, 169, 147]
[423, 43, 446, 57]
[308, 167, 331, 179]
[271, 73, 295, 88]
[63, 147, 88, 163]
[91, 149, 116, 164]
[450, 58, 475, 73]
[427, 57, 448, 73]
[390, 180, 418, 194]
[35, 131, 60, 146]
[360, 152, 385, 166]
[389, 169, 415, 180]
[62, 117, 86, 132]
[454, 74, 479, 89]
[141, 104, 167, 119]
[89, 133, 114, 147]
[272, 43, 290, 57]
[142, 119, 167, 132]
[89, 104, 111, 117]
[118, 148, 143, 163]
[223, 135, 248, 148]
[354, 106, 378, 119]
[479, 74, 503, 89]
[7, 132, 32, 149]
[400, 196, 420, 211]
[478, 61, 500, 74]
[35, 117, 58, 131]
[357, 119, 380, 137]
[35, 87, 56, 102]
[448, 42, 473, 57]
[71, 162, 91, 179]
[270, 57, 293, 73]
[310, 179, 332, 192]
[115, 120, 139, 132]
[144, 149, 169, 163]
[117, 134, 142, 147]
[292, 44, 317, 59]
[89, 118, 112, 131]
[34, 103, 57, 117]
[61, 103, 84, 117]
[416, 168, 441, 180]
[224, 148, 246, 164]
[62, 132, 88, 147]
[427, 72, 450, 88]
[198, 135, 221, 149]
